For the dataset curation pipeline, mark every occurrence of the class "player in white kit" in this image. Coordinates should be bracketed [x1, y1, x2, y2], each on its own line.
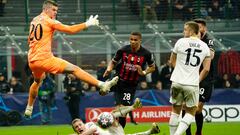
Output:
[168, 21, 211, 135]
[71, 98, 160, 135]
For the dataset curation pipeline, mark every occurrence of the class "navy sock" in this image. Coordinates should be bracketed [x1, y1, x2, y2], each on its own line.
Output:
[182, 110, 185, 118]
[195, 112, 203, 134]
[118, 117, 126, 128]
[186, 124, 192, 135]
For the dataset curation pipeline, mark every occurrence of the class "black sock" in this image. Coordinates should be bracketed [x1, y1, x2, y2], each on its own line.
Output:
[186, 124, 192, 135]
[182, 110, 192, 135]
[118, 117, 126, 128]
[129, 111, 134, 122]
[182, 110, 186, 117]
[195, 112, 203, 134]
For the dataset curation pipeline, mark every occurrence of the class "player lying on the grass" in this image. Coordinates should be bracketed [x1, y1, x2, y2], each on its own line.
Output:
[71, 98, 160, 135]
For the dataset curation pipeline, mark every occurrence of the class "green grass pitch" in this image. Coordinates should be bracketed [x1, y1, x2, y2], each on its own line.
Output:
[0, 122, 239, 135]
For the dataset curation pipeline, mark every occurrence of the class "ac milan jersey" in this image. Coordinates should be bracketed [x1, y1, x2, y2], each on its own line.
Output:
[202, 33, 214, 49]
[112, 45, 155, 83]
[170, 37, 210, 86]
[200, 33, 215, 83]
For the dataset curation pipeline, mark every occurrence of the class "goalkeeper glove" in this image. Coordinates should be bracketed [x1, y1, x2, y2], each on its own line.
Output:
[85, 15, 99, 27]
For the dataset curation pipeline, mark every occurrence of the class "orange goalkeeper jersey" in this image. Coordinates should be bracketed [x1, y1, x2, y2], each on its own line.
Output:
[28, 12, 86, 62]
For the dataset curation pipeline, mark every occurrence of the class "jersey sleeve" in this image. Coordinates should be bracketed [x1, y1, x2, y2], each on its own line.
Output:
[49, 19, 86, 33]
[207, 38, 215, 52]
[172, 38, 181, 54]
[51, 20, 71, 32]
[205, 46, 211, 58]
[47, 18, 61, 28]
[112, 48, 123, 63]
[146, 52, 155, 66]
[205, 34, 215, 51]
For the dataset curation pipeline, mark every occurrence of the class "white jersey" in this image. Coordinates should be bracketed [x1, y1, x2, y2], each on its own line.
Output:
[108, 124, 125, 135]
[85, 122, 124, 135]
[170, 37, 210, 86]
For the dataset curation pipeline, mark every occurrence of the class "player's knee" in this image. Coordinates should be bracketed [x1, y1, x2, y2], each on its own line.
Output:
[172, 104, 182, 114]
[196, 107, 203, 114]
[185, 106, 197, 116]
[34, 79, 42, 85]
[196, 102, 204, 113]
[34, 74, 45, 84]
[34, 79, 40, 84]
[64, 64, 79, 74]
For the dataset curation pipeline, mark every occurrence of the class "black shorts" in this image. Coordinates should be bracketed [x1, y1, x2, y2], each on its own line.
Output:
[199, 81, 214, 102]
[111, 80, 137, 106]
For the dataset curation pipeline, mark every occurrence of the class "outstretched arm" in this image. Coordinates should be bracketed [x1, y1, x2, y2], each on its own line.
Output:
[53, 15, 99, 34]
[103, 60, 116, 77]
[53, 23, 87, 34]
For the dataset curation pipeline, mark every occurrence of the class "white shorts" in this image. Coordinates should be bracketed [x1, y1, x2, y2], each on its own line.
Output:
[170, 82, 199, 107]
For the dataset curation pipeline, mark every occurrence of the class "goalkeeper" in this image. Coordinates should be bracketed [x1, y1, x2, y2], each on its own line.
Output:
[71, 98, 160, 135]
[24, 0, 119, 118]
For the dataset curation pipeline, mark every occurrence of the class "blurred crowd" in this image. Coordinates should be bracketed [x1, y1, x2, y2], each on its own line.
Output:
[124, 0, 240, 22]
[0, 72, 24, 94]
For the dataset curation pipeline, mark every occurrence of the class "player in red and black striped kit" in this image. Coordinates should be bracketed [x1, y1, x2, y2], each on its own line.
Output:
[103, 32, 155, 128]
[183, 19, 215, 135]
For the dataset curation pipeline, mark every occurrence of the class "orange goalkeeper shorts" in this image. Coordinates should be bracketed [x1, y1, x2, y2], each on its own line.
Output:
[29, 56, 69, 79]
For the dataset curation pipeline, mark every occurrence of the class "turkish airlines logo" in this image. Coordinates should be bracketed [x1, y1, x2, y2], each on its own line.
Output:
[88, 108, 102, 122]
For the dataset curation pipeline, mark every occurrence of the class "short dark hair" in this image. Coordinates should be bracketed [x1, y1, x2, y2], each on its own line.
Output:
[185, 21, 199, 35]
[131, 32, 142, 39]
[43, 0, 58, 9]
[194, 18, 206, 26]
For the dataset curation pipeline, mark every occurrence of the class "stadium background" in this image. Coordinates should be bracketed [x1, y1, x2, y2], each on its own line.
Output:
[0, 0, 240, 134]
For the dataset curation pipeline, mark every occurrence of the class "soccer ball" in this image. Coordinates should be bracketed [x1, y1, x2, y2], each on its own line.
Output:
[205, 115, 212, 123]
[97, 112, 114, 129]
